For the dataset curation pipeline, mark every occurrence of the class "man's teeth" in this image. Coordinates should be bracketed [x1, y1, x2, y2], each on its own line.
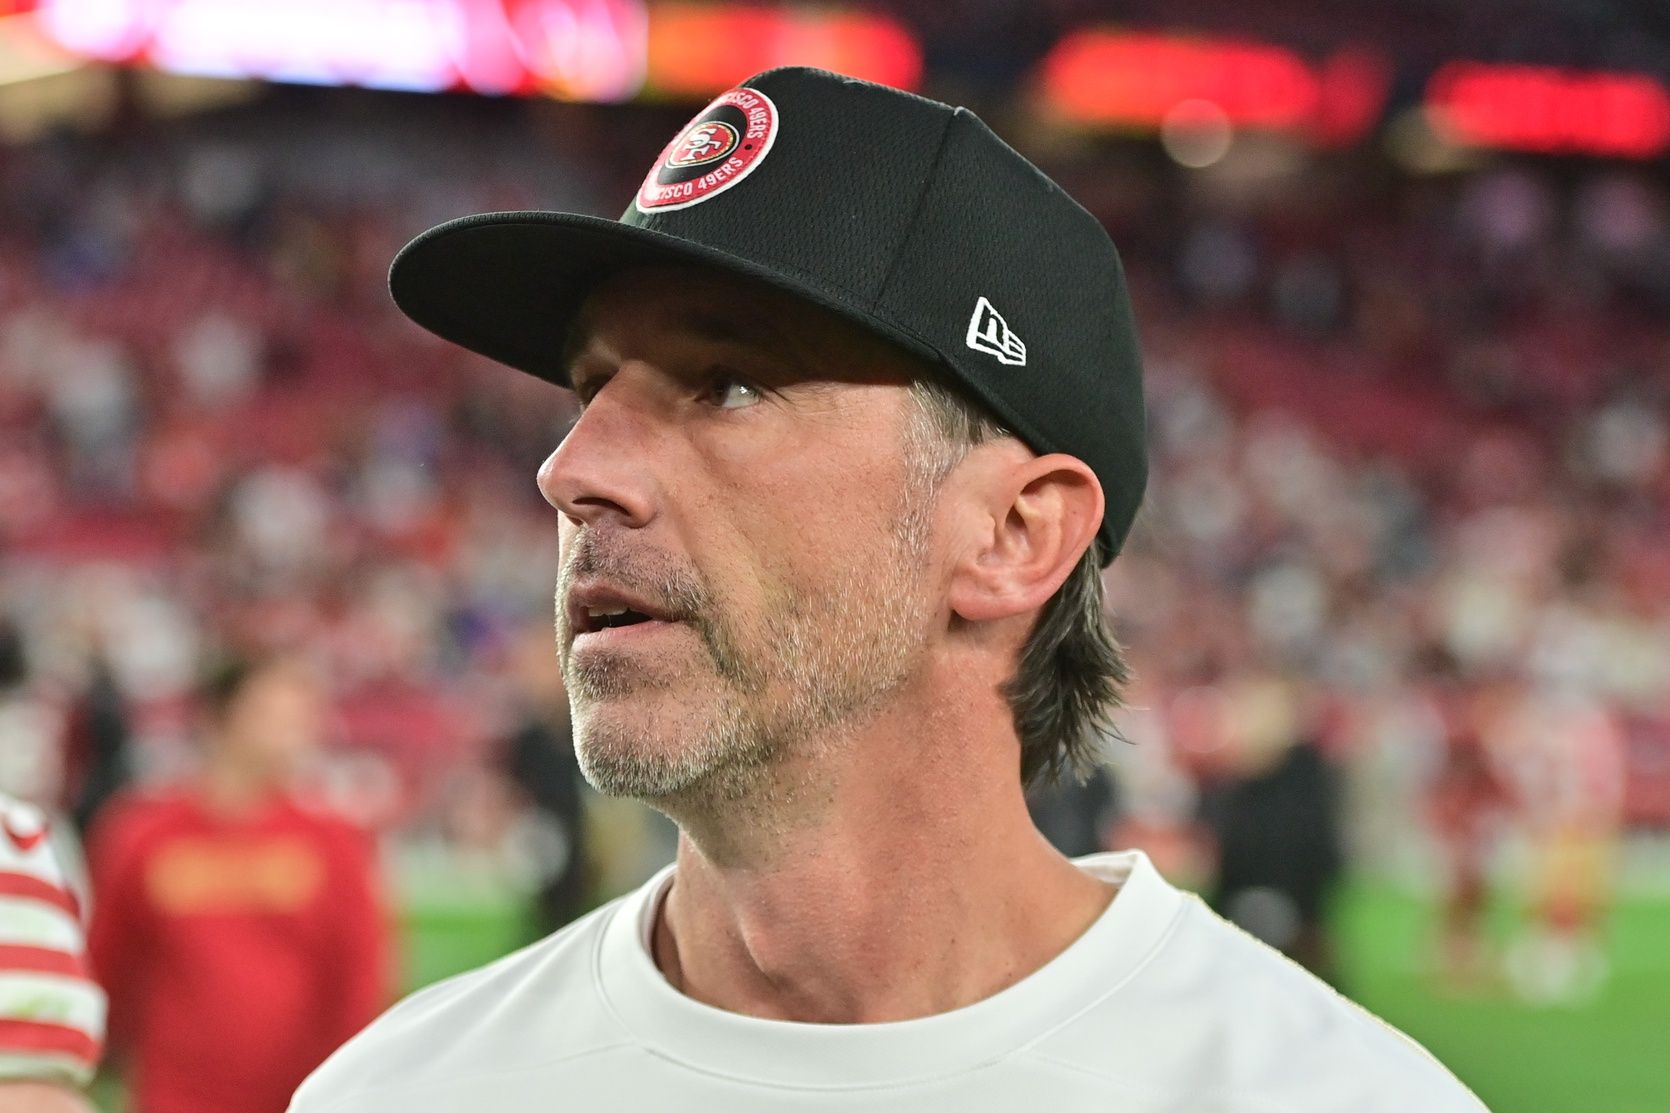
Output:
[581, 604, 654, 631]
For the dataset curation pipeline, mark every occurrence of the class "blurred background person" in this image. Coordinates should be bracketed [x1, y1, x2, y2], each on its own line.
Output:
[1026, 748, 1120, 859]
[60, 656, 132, 842]
[0, 793, 104, 1113]
[1422, 661, 1513, 991]
[497, 623, 592, 937]
[86, 654, 391, 1113]
[0, 622, 69, 843]
[1197, 673, 1346, 981]
[1499, 688, 1627, 1004]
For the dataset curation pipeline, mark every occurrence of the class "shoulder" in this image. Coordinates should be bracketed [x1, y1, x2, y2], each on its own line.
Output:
[0, 797, 61, 881]
[1187, 900, 1483, 1111]
[282, 799, 376, 855]
[1038, 883, 1487, 1112]
[0, 797, 86, 919]
[0, 796, 105, 1089]
[0, 797, 83, 927]
[290, 896, 631, 1113]
[85, 788, 188, 852]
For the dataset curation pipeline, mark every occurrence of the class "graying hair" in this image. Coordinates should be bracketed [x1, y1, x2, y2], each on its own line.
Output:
[907, 376, 1129, 787]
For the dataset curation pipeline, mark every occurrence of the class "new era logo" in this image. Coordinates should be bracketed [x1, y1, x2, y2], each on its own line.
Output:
[965, 296, 1026, 366]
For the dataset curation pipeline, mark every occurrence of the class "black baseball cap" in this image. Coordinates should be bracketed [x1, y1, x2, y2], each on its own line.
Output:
[390, 66, 1147, 561]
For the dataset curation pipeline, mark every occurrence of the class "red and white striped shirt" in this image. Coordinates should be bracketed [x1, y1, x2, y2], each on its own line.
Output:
[0, 794, 105, 1087]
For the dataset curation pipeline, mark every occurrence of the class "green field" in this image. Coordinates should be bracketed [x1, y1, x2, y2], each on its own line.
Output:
[405, 881, 1670, 1113]
[1331, 885, 1670, 1113]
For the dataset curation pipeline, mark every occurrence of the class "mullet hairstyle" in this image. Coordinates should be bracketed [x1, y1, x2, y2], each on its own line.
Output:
[905, 374, 1130, 787]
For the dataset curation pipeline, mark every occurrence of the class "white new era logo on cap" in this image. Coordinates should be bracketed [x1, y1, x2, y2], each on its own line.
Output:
[965, 296, 1026, 366]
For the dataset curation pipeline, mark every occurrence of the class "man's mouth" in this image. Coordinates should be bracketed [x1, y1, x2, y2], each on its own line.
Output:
[566, 583, 681, 639]
[580, 604, 655, 632]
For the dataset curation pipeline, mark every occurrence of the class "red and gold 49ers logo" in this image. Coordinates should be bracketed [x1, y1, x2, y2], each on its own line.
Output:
[667, 121, 740, 168]
[637, 87, 779, 212]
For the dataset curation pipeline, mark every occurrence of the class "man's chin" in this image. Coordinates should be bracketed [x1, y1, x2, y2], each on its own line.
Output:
[572, 703, 776, 806]
[575, 747, 713, 802]
[573, 710, 710, 798]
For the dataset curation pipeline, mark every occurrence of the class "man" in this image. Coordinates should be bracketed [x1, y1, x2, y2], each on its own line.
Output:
[1198, 674, 1344, 981]
[0, 794, 104, 1113]
[293, 67, 1485, 1111]
[89, 654, 390, 1113]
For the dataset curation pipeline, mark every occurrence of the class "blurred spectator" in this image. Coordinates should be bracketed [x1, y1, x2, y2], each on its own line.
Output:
[1500, 691, 1627, 1004]
[498, 625, 592, 936]
[0, 793, 104, 1113]
[1026, 761, 1119, 858]
[1196, 676, 1345, 981]
[0, 621, 66, 816]
[1423, 660, 1513, 991]
[62, 658, 133, 838]
[86, 654, 392, 1113]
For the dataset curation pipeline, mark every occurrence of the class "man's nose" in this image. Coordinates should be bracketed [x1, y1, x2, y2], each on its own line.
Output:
[537, 373, 659, 529]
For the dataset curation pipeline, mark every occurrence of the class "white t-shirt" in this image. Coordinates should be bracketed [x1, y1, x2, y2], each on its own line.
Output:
[291, 851, 1486, 1112]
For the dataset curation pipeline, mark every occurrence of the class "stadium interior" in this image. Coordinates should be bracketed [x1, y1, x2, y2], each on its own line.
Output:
[0, 3, 1666, 1111]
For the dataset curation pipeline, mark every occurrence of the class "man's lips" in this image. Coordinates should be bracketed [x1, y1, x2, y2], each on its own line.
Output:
[564, 580, 680, 638]
[570, 619, 686, 656]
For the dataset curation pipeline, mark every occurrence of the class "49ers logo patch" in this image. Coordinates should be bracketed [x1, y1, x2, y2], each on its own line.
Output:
[636, 88, 778, 212]
[668, 121, 740, 168]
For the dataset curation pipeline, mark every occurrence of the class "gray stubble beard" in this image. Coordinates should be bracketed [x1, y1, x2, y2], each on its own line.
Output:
[563, 475, 937, 825]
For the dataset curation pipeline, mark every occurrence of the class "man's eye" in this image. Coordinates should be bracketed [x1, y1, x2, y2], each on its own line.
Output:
[704, 376, 762, 410]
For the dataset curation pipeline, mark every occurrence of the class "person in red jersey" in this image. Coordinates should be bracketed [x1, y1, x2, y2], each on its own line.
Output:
[0, 794, 103, 1113]
[87, 654, 392, 1113]
[1426, 712, 1511, 990]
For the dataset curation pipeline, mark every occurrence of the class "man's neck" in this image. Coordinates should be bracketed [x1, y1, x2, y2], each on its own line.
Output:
[647, 696, 1115, 1024]
[198, 748, 284, 819]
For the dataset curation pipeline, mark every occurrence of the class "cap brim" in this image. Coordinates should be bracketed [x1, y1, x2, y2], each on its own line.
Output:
[389, 210, 943, 387]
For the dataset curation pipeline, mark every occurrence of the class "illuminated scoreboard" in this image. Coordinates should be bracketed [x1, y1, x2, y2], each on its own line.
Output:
[37, 0, 649, 99]
[20, 2, 1670, 160]
[1428, 62, 1670, 159]
[1039, 29, 1390, 147]
[1035, 27, 1670, 161]
[32, 0, 920, 100]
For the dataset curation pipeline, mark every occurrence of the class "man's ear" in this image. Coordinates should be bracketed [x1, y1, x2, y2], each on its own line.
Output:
[947, 450, 1103, 622]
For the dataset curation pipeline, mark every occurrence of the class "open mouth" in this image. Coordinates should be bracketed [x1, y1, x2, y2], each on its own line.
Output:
[567, 585, 678, 639]
[583, 605, 655, 632]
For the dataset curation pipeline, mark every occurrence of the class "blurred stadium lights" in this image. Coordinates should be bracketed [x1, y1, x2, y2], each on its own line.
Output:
[1158, 98, 1233, 168]
[17, 0, 1670, 163]
[1036, 25, 1670, 164]
[1381, 106, 1485, 175]
[0, 8, 77, 85]
[643, 2, 919, 96]
[30, 0, 920, 102]
[1036, 29, 1391, 148]
[0, 7, 103, 140]
[36, 0, 650, 100]
[1426, 61, 1670, 159]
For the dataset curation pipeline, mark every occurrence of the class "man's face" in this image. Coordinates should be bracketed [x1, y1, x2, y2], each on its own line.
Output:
[539, 267, 943, 810]
[219, 661, 326, 782]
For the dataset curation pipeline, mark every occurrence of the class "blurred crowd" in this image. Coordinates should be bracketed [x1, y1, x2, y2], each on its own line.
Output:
[0, 90, 1667, 1024]
[1093, 157, 1670, 996]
